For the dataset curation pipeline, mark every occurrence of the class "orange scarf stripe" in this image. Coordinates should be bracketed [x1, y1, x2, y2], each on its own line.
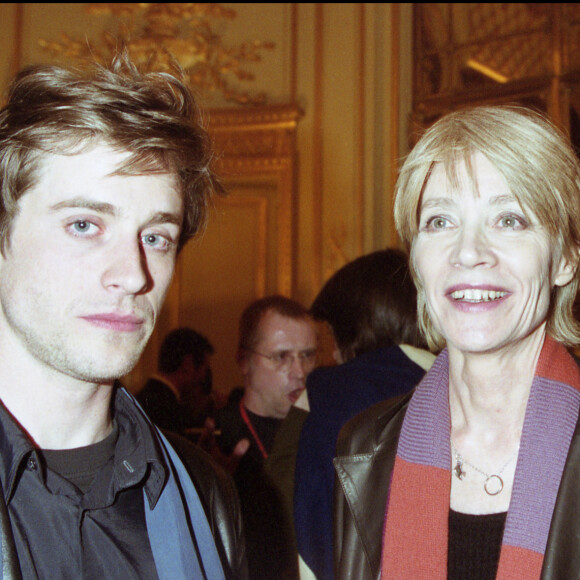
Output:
[382, 458, 449, 577]
[535, 336, 580, 388]
[496, 546, 543, 580]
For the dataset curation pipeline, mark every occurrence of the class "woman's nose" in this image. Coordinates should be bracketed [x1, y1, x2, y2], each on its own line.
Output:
[450, 226, 495, 269]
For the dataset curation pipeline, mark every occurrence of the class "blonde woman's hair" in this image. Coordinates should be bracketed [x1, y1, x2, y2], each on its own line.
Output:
[394, 105, 580, 350]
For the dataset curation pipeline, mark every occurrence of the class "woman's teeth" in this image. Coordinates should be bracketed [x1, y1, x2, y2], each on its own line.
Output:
[451, 289, 507, 302]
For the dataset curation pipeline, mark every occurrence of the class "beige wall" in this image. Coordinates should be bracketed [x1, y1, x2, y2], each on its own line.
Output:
[0, 3, 412, 394]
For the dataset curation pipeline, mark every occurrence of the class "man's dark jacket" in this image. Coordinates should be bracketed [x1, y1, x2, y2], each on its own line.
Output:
[333, 391, 580, 580]
[166, 433, 248, 580]
[0, 430, 248, 580]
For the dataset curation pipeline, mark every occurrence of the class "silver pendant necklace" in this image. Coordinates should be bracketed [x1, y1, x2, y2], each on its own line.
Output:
[450, 440, 519, 496]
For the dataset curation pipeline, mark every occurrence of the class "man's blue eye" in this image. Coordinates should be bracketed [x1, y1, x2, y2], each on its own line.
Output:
[73, 221, 90, 232]
[142, 233, 173, 251]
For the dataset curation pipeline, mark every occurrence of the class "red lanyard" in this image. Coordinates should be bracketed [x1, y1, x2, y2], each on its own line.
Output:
[239, 400, 268, 459]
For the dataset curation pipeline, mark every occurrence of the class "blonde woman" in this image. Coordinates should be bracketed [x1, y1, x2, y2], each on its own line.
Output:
[334, 106, 580, 580]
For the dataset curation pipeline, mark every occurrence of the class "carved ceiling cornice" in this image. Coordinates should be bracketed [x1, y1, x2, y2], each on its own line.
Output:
[208, 104, 303, 161]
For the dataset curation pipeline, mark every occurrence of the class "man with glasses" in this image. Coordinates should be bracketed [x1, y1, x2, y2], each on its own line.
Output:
[216, 295, 317, 580]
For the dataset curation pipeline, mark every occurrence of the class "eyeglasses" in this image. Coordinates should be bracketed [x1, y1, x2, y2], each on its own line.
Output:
[246, 348, 318, 373]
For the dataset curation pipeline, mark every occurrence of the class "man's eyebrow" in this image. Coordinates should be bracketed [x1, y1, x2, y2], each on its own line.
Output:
[144, 211, 183, 228]
[49, 198, 183, 227]
[49, 198, 116, 214]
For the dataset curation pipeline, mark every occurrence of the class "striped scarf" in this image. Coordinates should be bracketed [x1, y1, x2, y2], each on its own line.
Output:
[381, 336, 580, 579]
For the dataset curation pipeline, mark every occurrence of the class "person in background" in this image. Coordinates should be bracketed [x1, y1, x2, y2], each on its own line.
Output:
[216, 295, 318, 580]
[0, 52, 247, 579]
[293, 248, 435, 580]
[138, 327, 215, 436]
[334, 106, 580, 580]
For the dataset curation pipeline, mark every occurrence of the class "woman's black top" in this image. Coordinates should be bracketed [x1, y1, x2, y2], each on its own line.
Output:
[448, 509, 507, 580]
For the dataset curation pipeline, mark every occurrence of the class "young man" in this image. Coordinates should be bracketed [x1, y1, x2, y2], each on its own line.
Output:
[216, 295, 317, 580]
[0, 55, 246, 579]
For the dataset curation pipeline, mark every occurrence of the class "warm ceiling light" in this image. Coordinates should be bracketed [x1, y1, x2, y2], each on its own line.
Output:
[465, 58, 509, 84]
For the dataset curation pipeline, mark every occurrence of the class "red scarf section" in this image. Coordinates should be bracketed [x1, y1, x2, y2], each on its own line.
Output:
[381, 336, 580, 579]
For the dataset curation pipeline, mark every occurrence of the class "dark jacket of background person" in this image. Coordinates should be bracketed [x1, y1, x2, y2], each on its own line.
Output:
[294, 346, 431, 579]
[333, 388, 580, 580]
[137, 377, 189, 434]
[137, 328, 215, 437]
[264, 395, 310, 580]
[216, 401, 292, 580]
[293, 248, 434, 580]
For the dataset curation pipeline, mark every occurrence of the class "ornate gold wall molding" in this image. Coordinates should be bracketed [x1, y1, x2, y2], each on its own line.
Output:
[209, 104, 302, 160]
[39, 2, 275, 105]
[208, 104, 302, 297]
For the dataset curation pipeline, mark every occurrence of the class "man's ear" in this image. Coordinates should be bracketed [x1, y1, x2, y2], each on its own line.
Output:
[553, 247, 580, 287]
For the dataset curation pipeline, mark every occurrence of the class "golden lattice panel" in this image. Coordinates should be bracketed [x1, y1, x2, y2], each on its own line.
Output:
[415, 4, 560, 98]
[467, 4, 550, 82]
[468, 4, 547, 40]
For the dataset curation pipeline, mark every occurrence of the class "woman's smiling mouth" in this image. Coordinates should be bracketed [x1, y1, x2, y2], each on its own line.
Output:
[450, 289, 508, 302]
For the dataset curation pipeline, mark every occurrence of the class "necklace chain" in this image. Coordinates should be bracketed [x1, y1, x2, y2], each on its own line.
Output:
[450, 440, 519, 496]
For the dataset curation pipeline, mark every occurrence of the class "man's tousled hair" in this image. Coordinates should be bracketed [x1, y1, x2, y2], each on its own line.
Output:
[0, 52, 223, 254]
